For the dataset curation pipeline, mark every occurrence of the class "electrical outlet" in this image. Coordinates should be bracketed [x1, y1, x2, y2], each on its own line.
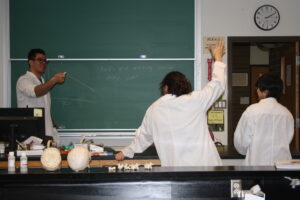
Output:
[230, 179, 242, 198]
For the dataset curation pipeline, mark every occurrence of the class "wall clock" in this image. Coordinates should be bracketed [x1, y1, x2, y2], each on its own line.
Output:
[254, 5, 280, 31]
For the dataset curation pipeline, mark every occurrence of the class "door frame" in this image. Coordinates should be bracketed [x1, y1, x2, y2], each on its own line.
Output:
[228, 36, 300, 149]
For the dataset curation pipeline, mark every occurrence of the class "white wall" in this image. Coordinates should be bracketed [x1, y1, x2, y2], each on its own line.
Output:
[200, 0, 300, 145]
[0, 0, 10, 108]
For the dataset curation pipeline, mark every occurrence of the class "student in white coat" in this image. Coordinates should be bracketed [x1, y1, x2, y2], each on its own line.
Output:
[16, 49, 66, 145]
[115, 39, 226, 166]
[234, 73, 294, 165]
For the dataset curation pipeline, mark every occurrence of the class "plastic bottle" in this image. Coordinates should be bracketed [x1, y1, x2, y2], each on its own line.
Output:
[8, 151, 15, 172]
[20, 151, 28, 171]
[0, 143, 5, 158]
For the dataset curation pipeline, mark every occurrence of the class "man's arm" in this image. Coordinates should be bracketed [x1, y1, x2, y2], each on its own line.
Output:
[234, 110, 253, 155]
[115, 111, 153, 161]
[17, 77, 37, 98]
[34, 73, 66, 97]
[286, 113, 295, 144]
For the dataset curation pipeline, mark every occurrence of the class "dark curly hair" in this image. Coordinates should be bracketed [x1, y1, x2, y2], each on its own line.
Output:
[28, 48, 46, 61]
[255, 72, 283, 100]
[27, 48, 46, 67]
[160, 71, 192, 97]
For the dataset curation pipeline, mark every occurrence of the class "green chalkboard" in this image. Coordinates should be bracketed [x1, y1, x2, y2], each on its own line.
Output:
[10, 0, 194, 58]
[11, 61, 194, 129]
[10, 0, 195, 129]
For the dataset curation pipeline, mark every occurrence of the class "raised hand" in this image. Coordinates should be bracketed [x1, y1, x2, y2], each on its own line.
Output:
[115, 152, 125, 161]
[209, 38, 225, 62]
[52, 73, 66, 84]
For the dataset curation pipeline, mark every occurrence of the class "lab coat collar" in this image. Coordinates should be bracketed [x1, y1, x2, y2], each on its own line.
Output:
[26, 71, 45, 83]
[259, 97, 277, 104]
[160, 94, 177, 100]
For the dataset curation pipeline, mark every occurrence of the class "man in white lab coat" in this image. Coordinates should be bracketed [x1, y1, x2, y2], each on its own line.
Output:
[234, 73, 294, 165]
[16, 49, 66, 145]
[115, 39, 226, 166]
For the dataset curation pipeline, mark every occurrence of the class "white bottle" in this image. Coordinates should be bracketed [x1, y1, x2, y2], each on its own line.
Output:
[20, 151, 28, 170]
[0, 143, 5, 158]
[8, 151, 15, 171]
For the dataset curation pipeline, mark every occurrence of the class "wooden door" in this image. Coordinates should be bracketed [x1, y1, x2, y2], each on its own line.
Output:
[250, 66, 270, 104]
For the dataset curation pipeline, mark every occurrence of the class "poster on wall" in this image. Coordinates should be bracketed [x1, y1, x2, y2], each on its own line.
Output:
[207, 110, 224, 132]
[203, 36, 225, 54]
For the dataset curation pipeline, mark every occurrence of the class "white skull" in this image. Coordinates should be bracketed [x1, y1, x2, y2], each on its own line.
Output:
[67, 146, 90, 172]
[40, 147, 62, 171]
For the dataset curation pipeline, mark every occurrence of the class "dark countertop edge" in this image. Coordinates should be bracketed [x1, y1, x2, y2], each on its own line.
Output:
[1, 166, 300, 183]
[0, 166, 298, 174]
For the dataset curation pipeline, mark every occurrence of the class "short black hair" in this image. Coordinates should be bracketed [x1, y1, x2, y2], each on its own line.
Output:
[160, 71, 192, 97]
[255, 73, 283, 100]
[27, 48, 46, 61]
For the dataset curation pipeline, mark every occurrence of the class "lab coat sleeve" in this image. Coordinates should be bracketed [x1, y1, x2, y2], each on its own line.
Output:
[121, 111, 153, 158]
[234, 110, 253, 155]
[192, 61, 226, 111]
[16, 77, 37, 97]
[287, 113, 295, 144]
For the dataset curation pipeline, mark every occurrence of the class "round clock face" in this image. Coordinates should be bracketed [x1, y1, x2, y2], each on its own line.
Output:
[254, 5, 280, 31]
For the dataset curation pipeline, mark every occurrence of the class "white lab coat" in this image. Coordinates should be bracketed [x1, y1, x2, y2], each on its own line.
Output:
[16, 71, 60, 144]
[122, 61, 226, 166]
[234, 98, 294, 166]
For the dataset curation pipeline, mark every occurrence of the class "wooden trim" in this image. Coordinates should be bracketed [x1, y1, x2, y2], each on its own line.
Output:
[227, 38, 233, 147]
[295, 41, 300, 150]
[281, 56, 286, 94]
[227, 36, 300, 43]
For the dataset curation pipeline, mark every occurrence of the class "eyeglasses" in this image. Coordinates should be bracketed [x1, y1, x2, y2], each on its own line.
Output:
[32, 58, 49, 64]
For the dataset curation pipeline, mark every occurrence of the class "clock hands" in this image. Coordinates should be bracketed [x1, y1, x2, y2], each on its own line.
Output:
[265, 12, 277, 19]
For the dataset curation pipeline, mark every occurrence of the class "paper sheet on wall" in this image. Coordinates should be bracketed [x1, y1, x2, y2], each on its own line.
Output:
[208, 110, 224, 132]
[208, 110, 224, 124]
[203, 36, 225, 54]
